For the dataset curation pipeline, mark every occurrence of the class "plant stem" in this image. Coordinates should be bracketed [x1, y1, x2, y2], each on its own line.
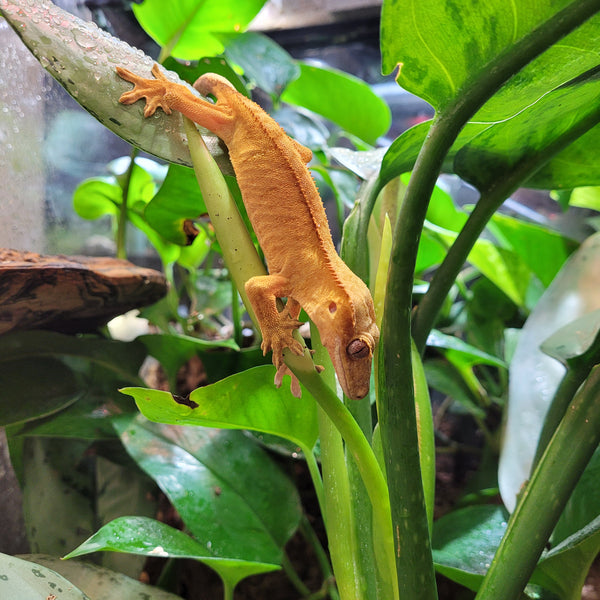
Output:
[282, 552, 312, 597]
[184, 118, 395, 597]
[380, 3, 600, 597]
[476, 363, 600, 600]
[532, 327, 600, 469]
[413, 104, 600, 353]
[299, 515, 340, 600]
[116, 147, 139, 259]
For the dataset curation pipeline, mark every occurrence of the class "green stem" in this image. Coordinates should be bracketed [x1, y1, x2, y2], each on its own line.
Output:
[413, 106, 600, 353]
[282, 552, 312, 597]
[380, 3, 600, 597]
[223, 580, 234, 600]
[533, 327, 600, 469]
[299, 515, 340, 600]
[230, 279, 243, 347]
[304, 448, 326, 530]
[184, 118, 395, 597]
[116, 147, 139, 259]
[476, 363, 600, 600]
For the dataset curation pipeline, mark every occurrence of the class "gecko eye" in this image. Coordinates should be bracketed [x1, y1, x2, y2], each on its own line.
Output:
[347, 338, 370, 360]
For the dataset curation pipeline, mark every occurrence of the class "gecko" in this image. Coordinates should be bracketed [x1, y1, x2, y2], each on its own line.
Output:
[116, 64, 379, 400]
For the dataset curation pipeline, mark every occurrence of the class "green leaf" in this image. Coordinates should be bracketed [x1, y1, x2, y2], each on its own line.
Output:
[0, 358, 81, 426]
[145, 164, 207, 244]
[378, 120, 488, 190]
[280, 62, 391, 144]
[541, 310, 600, 365]
[489, 214, 576, 288]
[0, 331, 146, 384]
[222, 32, 300, 96]
[427, 330, 506, 369]
[163, 56, 249, 96]
[0, 553, 89, 600]
[64, 516, 279, 588]
[73, 178, 121, 220]
[454, 68, 600, 193]
[121, 364, 318, 451]
[381, 0, 598, 117]
[432, 505, 509, 591]
[113, 416, 301, 564]
[18, 554, 184, 600]
[526, 125, 600, 190]
[532, 515, 600, 600]
[132, 0, 268, 60]
[569, 185, 600, 210]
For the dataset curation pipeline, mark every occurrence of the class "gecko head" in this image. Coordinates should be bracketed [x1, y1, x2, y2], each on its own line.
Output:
[319, 288, 380, 400]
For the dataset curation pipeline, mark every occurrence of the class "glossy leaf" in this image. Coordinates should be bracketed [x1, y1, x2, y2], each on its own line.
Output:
[381, 0, 597, 116]
[113, 416, 301, 564]
[64, 516, 279, 588]
[541, 310, 600, 365]
[0, 330, 146, 384]
[19, 554, 184, 600]
[281, 62, 391, 144]
[0, 0, 227, 169]
[455, 68, 600, 192]
[144, 164, 207, 244]
[163, 56, 249, 97]
[132, 0, 268, 60]
[426, 330, 506, 369]
[533, 515, 600, 600]
[121, 364, 318, 451]
[0, 553, 88, 600]
[489, 214, 576, 287]
[569, 185, 600, 210]
[222, 32, 300, 96]
[432, 505, 508, 591]
[73, 178, 120, 220]
[0, 358, 81, 426]
[527, 125, 600, 190]
[377, 120, 488, 191]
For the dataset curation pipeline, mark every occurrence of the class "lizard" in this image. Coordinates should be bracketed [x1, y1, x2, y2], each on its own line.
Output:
[116, 63, 379, 400]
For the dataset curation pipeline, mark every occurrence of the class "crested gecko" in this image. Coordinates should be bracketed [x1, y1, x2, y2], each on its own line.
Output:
[116, 64, 379, 400]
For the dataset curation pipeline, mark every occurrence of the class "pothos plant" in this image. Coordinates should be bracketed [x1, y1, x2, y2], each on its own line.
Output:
[2, 0, 600, 600]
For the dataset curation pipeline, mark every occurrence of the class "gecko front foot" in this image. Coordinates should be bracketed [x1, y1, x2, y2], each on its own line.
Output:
[274, 364, 301, 398]
[116, 64, 173, 118]
[260, 317, 304, 370]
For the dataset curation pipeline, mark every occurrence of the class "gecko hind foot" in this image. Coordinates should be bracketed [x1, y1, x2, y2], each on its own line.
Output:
[274, 364, 302, 398]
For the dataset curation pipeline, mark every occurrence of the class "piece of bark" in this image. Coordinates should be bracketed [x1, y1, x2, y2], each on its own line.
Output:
[0, 249, 167, 334]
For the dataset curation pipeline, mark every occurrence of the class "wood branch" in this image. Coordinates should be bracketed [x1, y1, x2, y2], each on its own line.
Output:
[0, 249, 167, 334]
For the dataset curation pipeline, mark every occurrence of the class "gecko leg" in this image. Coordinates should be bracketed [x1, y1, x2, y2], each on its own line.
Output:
[245, 274, 304, 370]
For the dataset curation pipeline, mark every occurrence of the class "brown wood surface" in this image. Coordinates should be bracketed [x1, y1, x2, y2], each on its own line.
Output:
[0, 249, 167, 334]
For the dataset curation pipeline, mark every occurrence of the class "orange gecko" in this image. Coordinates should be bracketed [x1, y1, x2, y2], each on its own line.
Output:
[116, 64, 379, 400]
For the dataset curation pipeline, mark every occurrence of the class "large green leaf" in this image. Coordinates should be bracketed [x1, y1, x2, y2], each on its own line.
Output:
[489, 214, 576, 287]
[526, 124, 600, 190]
[19, 555, 184, 600]
[0, 358, 81, 427]
[0, 0, 228, 169]
[64, 516, 279, 588]
[432, 505, 508, 591]
[454, 68, 600, 192]
[121, 364, 318, 451]
[222, 32, 300, 96]
[113, 416, 301, 564]
[0, 553, 89, 600]
[532, 515, 600, 600]
[144, 164, 207, 244]
[381, 0, 598, 117]
[281, 62, 391, 145]
[132, 0, 268, 60]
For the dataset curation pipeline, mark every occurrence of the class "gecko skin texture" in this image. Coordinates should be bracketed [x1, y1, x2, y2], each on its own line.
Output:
[116, 64, 379, 400]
